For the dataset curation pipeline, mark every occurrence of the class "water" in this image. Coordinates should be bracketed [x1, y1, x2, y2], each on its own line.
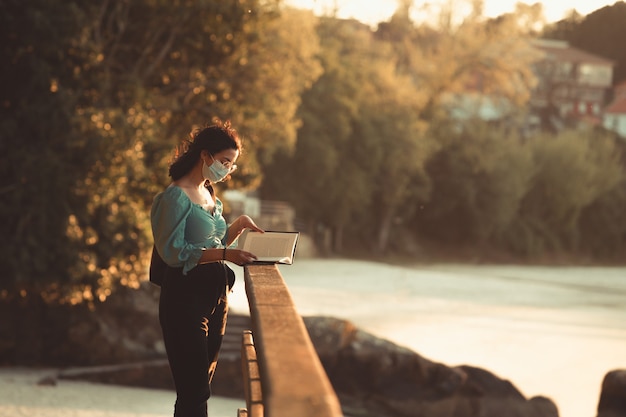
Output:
[229, 259, 626, 417]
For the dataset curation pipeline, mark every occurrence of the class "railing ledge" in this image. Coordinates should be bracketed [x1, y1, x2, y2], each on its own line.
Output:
[240, 264, 343, 417]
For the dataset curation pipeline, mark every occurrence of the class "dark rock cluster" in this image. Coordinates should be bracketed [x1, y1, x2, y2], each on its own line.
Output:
[304, 316, 559, 417]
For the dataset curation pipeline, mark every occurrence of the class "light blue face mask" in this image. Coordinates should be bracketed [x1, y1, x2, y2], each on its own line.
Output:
[202, 155, 230, 183]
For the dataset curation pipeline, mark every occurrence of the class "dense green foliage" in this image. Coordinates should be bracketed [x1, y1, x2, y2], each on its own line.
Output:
[415, 124, 625, 258]
[264, 1, 626, 260]
[1, 0, 320, 303]
[1, 1, 624, 306]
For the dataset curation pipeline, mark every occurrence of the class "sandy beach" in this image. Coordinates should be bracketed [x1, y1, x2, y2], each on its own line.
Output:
[0, 368, 244, 417]
[1, 258, 624, 417]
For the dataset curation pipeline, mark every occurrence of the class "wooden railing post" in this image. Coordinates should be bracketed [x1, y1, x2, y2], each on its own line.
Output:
[241, 264, 343, 417]
[240, 329, 263, 417]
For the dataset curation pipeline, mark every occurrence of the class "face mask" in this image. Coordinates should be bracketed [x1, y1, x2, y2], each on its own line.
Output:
[202, 156, 230, 183]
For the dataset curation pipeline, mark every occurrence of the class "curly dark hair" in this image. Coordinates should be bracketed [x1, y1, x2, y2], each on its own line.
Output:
[169, 120, 242, 181]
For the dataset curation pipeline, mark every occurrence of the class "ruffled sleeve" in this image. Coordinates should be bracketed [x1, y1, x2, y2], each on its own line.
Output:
[151, 187, 205, 275]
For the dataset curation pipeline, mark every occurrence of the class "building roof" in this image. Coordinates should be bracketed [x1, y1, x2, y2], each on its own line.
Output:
[533, 39, 614, 67]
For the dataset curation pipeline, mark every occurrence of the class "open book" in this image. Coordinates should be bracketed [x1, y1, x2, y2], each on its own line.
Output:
[237, 230, 300, 264]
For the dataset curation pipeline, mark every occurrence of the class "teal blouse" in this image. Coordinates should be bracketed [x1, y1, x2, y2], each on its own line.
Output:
[151, 185, 228, 275]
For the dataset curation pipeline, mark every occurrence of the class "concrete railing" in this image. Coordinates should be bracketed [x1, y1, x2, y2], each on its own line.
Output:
[237, 264, 343, 417]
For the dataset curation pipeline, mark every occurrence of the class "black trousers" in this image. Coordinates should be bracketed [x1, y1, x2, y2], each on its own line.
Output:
[159, 262, 229, 417]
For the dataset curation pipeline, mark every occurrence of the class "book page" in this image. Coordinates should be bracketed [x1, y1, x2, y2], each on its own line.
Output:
[238, 231, 299, 264]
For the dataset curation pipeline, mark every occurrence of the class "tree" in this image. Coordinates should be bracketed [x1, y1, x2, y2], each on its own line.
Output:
[0, 0, 320, 304]
[262, 16, 434, 252]
[56, 0, 275, 303]
[0, 0, 95, 300]
[508, 128, 624, 255]
[353, 65, 431, 253]
[261, 18, 369, 251]
[376, 0, 541, 122]
[578, 169, 626, 259]
[414, 120, 534, 246]
[263, 0, 545, 254]
[226, 6, 323, 186]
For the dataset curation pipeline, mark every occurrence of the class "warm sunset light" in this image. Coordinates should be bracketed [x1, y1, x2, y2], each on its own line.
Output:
[286, 0, 616, 25]
[4, 2, 625, 417]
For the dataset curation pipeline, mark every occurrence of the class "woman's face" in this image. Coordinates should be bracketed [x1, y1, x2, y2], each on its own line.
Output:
[203, 148, 239, 174]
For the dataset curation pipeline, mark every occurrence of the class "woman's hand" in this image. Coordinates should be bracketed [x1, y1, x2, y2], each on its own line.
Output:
[237, 215, 264, 234]
[224, 248, 257, 266]
[227, 215, 264, 246]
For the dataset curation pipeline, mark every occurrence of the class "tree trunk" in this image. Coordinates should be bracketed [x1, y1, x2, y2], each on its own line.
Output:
[377, 207, 395, 253]
[333, 225, 343, 253]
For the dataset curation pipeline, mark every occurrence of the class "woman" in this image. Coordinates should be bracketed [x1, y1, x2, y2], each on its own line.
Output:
[151, 121, 263, 417]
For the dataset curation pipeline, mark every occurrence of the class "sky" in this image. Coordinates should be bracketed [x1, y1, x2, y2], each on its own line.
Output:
[285, 0, 616, 26]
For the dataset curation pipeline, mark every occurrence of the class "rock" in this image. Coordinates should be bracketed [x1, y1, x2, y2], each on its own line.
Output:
[597, 369, 626, 417]
[303, 316, 559, 417]
[37, 375, 57, 386]
[529, 396, 560, 417]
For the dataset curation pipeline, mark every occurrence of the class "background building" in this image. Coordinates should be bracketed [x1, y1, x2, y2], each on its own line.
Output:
[531, 39, 614, 131]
